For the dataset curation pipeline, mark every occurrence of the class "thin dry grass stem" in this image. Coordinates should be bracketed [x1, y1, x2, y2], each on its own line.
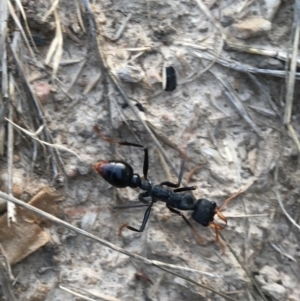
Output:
[148, 272, 164, 299]
[183, 39, 224, 84]
[226, 41, 300, 67]
[7, 75, 16, 224]
[59, 58, 85, 65]
[1, 13, 8, 100]
[188, 49, 300, 78]
[270, 243, 297, 262]
[247, 73, 281, 117]
[0, 0, 8, 59]
[75, 0, 86, 33]
[0, 1, 8, 156]
[0, 191, 235, 298]
[59, 286, 97, 301]
[208, 92, 230, 116]
[186, 165, 204, 183]
[42, 0, 60, 21]
[275, 191, 300, 231]
[26, 54, 74, 100]
[45, 0, 63, 79]
[155, 147, 172, 181]
[109, 13, 132, 41]
[146, 0, 151, 27]
[283, 4, 300, 124]
[0, 262, 16, 301]
[210, 69, 264, 138]
[225, 242, 269, 301]
[66, 59, 87, 93]
[0, 244, 14, 281]
[83, 73, 101, 94]
[194, 0, 227, 39]
[146, 120, 204, 166]
[239, 0, 255, 15]
[14, 0, 38, 52]
[69, 285, 121, 301]
[240, 197, 249, 264]
[218, 176, 268, 301]
[125, 47, 152, 52]
[7, 1, 35, 59]
[111, 97, 142, 144]
[287, 124, 300, 153]
[8, 38, 67, 177]
[157, 266, 237, 301]
[224, 88, 262, 138]
[127, 51, 146, 64]
[5, 118, 82, 161]
[225, 213, 268, 218]
[248, 105, 277, 117]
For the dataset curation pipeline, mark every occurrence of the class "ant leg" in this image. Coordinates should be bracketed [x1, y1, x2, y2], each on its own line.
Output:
[218, 189, 243, 211]
[160, 160, 186, 188]
[210, 222, 226, 254]
[114, 203, 150, 210]
[216, 211, 227, 226]
[119, 200, 155, 235]
[166, 205, 194, 229]
[173, 186, 196, 193]
[166, 205, 206, 246]
[94, 125, 149, 179]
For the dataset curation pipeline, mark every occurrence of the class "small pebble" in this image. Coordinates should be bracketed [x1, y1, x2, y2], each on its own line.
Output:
[230, 17, 271, 39]
[33, 81, 52, 104]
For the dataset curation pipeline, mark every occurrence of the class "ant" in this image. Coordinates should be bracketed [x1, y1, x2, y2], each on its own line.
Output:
[93, 125, 240, 251]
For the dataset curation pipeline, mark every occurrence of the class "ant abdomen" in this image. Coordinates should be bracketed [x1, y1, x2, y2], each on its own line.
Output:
[93, 160, 138, 188]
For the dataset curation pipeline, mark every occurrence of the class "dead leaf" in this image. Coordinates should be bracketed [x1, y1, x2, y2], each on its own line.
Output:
[0, 186, 63, 265]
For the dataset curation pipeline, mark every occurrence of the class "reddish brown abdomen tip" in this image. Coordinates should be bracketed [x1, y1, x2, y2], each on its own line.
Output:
[93, 161, 108, 176]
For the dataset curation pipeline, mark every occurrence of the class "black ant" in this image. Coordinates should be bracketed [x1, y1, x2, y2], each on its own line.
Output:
[93, 125, 240, 251]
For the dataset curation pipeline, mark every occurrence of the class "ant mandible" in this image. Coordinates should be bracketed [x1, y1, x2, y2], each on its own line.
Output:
[93, 125, 240, 251]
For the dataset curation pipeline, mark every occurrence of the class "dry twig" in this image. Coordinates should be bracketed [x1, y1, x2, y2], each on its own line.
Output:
[283, 2, 300, 124]
[60, 285, 120, 301]
[44, 0, 63, 79]
[209, 69, 264, 138]
[7, 75, 16, 223]
[5, 118, 82, 161]
[275, 191, 300, 231]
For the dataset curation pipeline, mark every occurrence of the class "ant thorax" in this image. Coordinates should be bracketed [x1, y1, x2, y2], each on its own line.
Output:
[140, 179, 152, 191]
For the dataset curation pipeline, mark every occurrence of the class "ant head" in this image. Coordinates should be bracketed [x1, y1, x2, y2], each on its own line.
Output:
[191, 198, 217, 227]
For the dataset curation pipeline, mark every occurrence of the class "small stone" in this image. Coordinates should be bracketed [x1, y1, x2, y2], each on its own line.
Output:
[66, 165, 78, 178]
[258, 265, 280, 283]
[12, 184, 22, 198]
[29, 284, 50, 301]
[117, 65, 145, 83]
[33, 81, 52, 104]
[261, 283, 287, 301]
[230, 17, 271, 39]
[77, 162, 91, 175]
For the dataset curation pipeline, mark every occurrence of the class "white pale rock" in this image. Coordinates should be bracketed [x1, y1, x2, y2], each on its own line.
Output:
[261, 283, 287, 301]
[230, 17, 272, 39]
[259, 265, 280, 283]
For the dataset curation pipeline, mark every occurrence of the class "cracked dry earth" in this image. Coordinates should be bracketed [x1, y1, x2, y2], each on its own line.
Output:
[0, 0, 300, 301]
